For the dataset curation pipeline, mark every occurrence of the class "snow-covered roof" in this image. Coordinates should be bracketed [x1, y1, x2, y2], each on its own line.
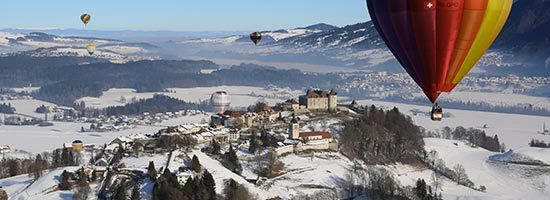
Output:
[105, 144, 119, 151]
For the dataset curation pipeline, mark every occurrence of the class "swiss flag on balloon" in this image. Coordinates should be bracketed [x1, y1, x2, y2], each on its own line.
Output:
[426, 1, 434, 9]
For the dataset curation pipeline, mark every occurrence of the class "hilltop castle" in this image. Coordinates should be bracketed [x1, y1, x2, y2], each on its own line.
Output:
[298, 88, 338, 112]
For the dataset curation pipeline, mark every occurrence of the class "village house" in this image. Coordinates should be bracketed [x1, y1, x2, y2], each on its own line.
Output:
[298, 131, 333, 143]
[288, 115, 333, 143]
[282, 99, 300, 111]
[0, 145, 11, 154]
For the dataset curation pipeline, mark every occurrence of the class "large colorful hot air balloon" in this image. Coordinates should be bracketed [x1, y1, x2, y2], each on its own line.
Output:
[81, 14, 91, 27]
[367, 0, 513, 104]
[250, 32, 262, 45]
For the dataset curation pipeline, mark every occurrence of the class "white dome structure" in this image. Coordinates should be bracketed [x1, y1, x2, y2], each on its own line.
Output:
[210, 91, 231, 113]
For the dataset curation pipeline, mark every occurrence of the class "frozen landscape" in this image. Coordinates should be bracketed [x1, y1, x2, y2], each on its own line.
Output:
[1, 85, 549, 200]
[1, 0, 549, 199]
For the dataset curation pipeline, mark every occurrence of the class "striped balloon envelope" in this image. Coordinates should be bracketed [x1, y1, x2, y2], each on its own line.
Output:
[367, 0, 513, 103]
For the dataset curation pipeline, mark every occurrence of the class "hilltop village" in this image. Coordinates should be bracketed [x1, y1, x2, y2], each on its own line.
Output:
[0, 88, 366, 199]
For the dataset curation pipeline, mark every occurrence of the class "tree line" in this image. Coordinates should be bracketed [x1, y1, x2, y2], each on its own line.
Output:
[105, 94, 213, 116]
[425, 126, 505, 152]
[342, 164, 443, 200]
[0, 148, 79, 180]
[0, 103, 15, 114]
[529, 139, 550, 148]
[4, 57, 342, 106]
[149, 156, 255, 200]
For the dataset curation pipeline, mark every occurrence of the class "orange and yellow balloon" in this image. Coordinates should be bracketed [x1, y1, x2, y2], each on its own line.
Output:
[367, 0, 513, 103]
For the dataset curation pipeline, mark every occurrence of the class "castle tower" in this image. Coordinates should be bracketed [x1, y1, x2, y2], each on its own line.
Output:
[289, 114, 300, 139]
[328, 89, 338, 112]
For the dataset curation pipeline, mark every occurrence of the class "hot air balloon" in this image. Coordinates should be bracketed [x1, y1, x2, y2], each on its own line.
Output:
[86, 43, 96, 56]
[81, 14, 91, 26]
[210, 91, 231, 113]
[367, 0, 512, 120]
[250, 32, 262, 45]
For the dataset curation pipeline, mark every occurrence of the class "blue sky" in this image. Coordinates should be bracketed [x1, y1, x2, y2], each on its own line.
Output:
[0, 0, 369, 31]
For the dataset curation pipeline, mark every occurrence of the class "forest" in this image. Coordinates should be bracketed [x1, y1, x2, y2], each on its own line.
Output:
[339, 105, 425, 164]
[425, 126, 505, 152]
[105, 94, 212, 116]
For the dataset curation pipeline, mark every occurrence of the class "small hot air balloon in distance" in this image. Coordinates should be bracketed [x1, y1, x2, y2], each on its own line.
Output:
[367, 0, 513, 120]
[81, 14, 91, 27]
[86, 43, 96, 56]
[250, 32, 262, 45]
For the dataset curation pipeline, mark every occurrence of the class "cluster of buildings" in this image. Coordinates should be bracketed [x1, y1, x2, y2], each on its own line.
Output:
[48, 88, 344, 184]
[75, 110, 206, 132]
[207, 88, 341, 156]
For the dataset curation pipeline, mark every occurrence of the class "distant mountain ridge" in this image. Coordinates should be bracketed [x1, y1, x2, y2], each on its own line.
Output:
[0, 31, 159, 63]
[494, 0, 550, 68]
[177, 0, 549, 75]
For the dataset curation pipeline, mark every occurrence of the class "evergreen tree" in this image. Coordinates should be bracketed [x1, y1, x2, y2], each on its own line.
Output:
[78, 167, 88, 184]
[58, 170, 71, 190]
[249, 132, 259, 153]
[32, 154, 45, 180]
[131, 183, 141, 200]
[202, 170, 216, 200]
[223, 179, 253, 200]
[115, 182, 128, 200]
[193, 177, 203, 200]
[183, 177, 195, 197]
[7, 159, 20, 177]
[212, 140, 221, 155]
[147, 161, 158, 181]
[222, 145, 242, 174]
[415, 179, 427, 199]
[191, 155, 201, 173]
[91, 170, 97, 182]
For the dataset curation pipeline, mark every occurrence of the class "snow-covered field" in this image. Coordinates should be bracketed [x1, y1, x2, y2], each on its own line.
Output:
[425, 138, 550, 200]
[0, 122, 158, 154]
[425, 91, 550, 110]
[1, 99, 57, 119]
[77, 86, 304, 109]
[360, 99, 550, 150]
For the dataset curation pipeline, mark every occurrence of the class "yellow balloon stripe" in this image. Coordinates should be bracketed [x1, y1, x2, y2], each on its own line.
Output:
[452, 0, 512, 84]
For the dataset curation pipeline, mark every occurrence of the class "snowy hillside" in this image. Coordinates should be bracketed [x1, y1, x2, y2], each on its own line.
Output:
[0, 167, 80, 200]
[0, 32, 158, 63]
[425, 138, 550, 200]
[179, 23, 337, 45]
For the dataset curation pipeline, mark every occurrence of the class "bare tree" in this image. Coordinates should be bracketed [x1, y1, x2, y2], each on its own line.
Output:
[431, 172, 443, 192]
[453, 164, 468, 184]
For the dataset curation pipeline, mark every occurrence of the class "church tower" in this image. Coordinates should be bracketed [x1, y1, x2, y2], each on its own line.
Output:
[289, 114, 300, 139]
